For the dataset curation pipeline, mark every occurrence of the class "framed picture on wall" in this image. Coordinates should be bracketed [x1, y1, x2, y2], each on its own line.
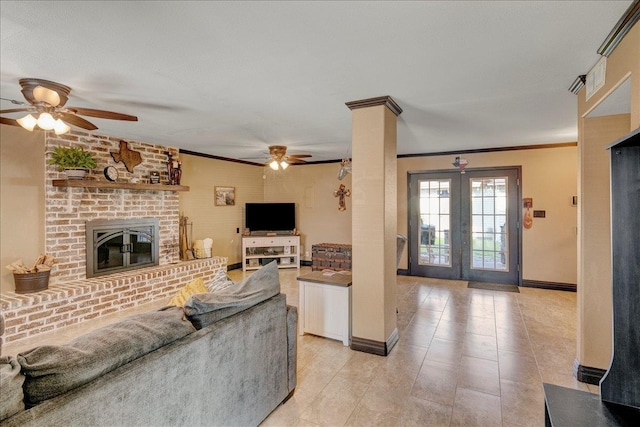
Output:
[215, 186, 235, 206]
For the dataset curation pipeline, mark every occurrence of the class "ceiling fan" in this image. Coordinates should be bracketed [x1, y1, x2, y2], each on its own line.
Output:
[0, 78, 138, 135]
[267, 145, 311, 170]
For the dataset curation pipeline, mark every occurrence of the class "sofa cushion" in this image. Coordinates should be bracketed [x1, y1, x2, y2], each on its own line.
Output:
[0, 356, 25, 421]
[168, 277, 209, 306]
[17, 305, 196, 405]
[185, 260, 280, 329]
[206, 267, 235, 292]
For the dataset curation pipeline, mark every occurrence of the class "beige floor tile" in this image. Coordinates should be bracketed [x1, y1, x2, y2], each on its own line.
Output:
[498, 350, 541, 385]
[381, 342, 428, 374]
[412, 307, 444, 326]
[337, 350, 384, 384]
[457, 355, 501, 396]
[462, 332, 498, 361]
[260, 387, 317, 427]
[496, 327, 534, 355]
[400, 322, 436, 348]
[359, 382, 411, 419]
[299, 376, 369, 427]
[466, 315, 497, 337]
[434, 319, 468, 342]
[398, 395, 453, 426]
[500, 379, 545, 427]
[425, 337, 465, 366]
[450, 387, 502, 427]
[344, 404, 401, 427]
[411, 359, 460, 406]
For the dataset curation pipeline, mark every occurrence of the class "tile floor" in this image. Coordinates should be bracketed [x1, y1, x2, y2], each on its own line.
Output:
[2, 266, 597, 427]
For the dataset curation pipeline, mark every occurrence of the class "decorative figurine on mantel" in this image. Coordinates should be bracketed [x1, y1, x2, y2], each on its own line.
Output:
[166, 152, 182, 185]
[334, 183, 351, 211]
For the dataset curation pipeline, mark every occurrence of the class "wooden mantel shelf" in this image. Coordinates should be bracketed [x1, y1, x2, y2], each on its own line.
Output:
[52, 179, 190, 192]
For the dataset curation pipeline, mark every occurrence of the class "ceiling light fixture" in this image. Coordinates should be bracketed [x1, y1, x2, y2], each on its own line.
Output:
[15, 112, 71, 134]
[269, 160, 279, 170]
[36, 112, 56, 130]
[54, 119, 71, 135]
[280, 160, 289, 170]
[16, 114, 37, 131]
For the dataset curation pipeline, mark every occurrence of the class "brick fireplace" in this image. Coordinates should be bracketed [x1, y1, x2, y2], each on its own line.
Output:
[0, 130, 225, 345]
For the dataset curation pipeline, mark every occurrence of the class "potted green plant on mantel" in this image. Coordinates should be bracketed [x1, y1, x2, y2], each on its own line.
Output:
[48, 146, 97, 180]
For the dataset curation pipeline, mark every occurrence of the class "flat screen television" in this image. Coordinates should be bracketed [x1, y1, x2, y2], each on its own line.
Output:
[245, 203, 296, 232]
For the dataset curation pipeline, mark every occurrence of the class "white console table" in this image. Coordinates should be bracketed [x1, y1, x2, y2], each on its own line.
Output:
[297, 271, 352, 346]
[242, 235, 300, 272]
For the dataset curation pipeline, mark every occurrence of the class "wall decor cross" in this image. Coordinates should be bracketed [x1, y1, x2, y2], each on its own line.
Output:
[333, 183, 351, 211]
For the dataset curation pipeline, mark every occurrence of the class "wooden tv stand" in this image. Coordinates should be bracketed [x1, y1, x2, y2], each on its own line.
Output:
[242, 235, 300, 272]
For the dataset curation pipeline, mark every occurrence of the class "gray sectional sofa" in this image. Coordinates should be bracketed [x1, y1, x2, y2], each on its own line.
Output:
[0, 262, 297, 427]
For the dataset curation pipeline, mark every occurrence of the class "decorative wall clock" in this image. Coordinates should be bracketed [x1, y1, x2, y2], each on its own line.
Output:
[103, 166, 119, 182]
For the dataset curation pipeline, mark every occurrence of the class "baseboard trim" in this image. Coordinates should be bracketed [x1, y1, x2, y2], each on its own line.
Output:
[521, 280, 576, 292]
[351, 328, 399, 356]
[227, 262, 242, 271]
[301, 260, 312, 267]
[397, 269, 409, 276]
[573, 359, 607, 385]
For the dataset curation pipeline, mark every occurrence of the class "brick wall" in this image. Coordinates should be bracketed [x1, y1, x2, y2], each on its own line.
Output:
[45, 130, 181, 284]
[0, 257, 226, 345]
[0, 130, 218, 347]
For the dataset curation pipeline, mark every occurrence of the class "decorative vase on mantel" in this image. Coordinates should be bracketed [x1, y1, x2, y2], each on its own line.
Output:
[64, 168, 88, 180]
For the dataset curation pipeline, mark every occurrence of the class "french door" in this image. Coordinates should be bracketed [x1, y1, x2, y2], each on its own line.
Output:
[408, 167, 521, 284]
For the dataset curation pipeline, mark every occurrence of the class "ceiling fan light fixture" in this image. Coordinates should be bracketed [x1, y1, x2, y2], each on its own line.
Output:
[280, 160, 289, 170]
[54, 119, 70, 135]
[37, 112, 56, 130]
[269, 160, 279, 170]
[32, 85, 61, 107]
[17, 114, 37, 131]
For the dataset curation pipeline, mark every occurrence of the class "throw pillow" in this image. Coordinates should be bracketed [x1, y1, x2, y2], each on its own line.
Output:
[18, 306, 196, 405]
[168, 277, 209, 307]
[206, 267, 235, 293]
[184, 260, 280, 329]
[0, 356, 25, 421]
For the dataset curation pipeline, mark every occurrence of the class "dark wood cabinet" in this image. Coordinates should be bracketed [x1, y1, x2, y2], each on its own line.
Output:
[600, 127, 640, 410]
[544, 127, 640, 425]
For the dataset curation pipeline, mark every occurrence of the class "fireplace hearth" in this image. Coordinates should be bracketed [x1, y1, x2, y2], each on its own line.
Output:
[86, 218, 159, 278]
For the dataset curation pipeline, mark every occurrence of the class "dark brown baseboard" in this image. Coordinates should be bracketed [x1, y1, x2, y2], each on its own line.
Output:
[227, 262, 243, 271]
[521, 280, 576, 292]
[301, 260, 312, 267]
[397, 269, 409, 276]
[351, 328, 399, 356]
[573, 359, 607, 385]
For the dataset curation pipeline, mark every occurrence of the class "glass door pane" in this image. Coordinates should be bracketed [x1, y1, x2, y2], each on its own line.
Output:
[95, 230, 125, 272]
[419, 179, 451, 267]
[129, 227, 155, 266]
[470, 177, 508, 271]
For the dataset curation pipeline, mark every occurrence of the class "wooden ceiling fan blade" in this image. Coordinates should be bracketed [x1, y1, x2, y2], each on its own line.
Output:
[57, 112, 98, 130]
[0, 117, 21, 127]
[0, 108, 35, 114]
[287, 154, 312, 158]
[287, 158, 307, 164]
[67, 107, 138, 121]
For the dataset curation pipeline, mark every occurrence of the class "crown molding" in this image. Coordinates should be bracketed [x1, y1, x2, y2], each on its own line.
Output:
[598, 0, 640, 57]
[345, 96, 403, 116]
